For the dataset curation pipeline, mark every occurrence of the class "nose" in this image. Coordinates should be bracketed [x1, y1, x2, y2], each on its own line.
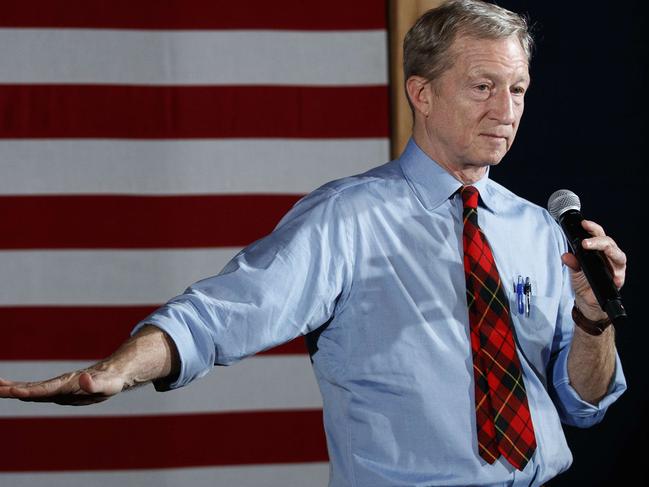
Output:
[488, 90, 517, 125]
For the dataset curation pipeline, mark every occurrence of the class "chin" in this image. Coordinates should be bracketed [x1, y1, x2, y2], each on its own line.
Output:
[480, 150, 507, 166]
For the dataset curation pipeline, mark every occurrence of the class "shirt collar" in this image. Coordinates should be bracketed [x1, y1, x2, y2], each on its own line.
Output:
[398, 138, 498, 213]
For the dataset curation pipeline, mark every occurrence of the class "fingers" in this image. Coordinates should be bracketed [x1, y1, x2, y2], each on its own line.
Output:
[0, 379, 39, 398]
[7, 375, 69, 400]
[562, 219, 627, 316]
[582, 235, 627, 264]
[0, 368, 125, 405]
[581, 220, 625, 264]
[579, 220, 627, 289]
[0, 377, 23, 399]
[0, 377, 19, 387]
[581, 219, 605, 237]
[1, 373, 83, 401]
[7, 378, 110, 405]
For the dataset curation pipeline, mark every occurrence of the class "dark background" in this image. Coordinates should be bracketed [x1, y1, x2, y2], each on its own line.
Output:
[490, 1, 647, 485]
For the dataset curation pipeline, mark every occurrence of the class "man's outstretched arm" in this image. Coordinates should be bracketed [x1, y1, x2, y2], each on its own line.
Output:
[0, 325, 179, 405]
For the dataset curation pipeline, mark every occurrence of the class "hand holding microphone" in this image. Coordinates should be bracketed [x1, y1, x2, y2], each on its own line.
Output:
[548, 190, 627, 327]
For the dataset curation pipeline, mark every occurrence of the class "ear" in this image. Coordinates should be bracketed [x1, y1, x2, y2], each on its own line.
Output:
[405, 75, 433, 118]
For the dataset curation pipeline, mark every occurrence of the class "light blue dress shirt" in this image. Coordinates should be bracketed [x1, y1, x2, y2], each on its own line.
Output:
[134, 139, 626, 486]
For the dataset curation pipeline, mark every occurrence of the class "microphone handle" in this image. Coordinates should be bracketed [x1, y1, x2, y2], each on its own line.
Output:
[559, 210, 627, 324]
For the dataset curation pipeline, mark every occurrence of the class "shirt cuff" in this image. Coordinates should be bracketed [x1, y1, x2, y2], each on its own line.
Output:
[131, 301, 214, 391]
[551, 343, 627, 428]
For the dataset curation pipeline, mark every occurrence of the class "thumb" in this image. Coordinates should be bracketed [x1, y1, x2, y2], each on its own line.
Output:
[79, 371, 124, 396]
[561, 252, 581, 272]
[78, 372, 100, 394]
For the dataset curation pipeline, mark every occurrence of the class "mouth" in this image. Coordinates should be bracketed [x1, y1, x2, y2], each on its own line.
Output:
[480, 133, 508, 140]
[480, 134, 509, 147]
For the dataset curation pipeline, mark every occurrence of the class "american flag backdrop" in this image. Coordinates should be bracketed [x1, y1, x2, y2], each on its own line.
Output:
[0, 1, 389, 485]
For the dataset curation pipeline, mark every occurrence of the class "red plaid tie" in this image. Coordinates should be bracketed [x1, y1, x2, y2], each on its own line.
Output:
[461, 185, 537, 470]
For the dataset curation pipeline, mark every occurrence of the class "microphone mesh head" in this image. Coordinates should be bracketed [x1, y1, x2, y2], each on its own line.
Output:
[547, 189, 581, 220]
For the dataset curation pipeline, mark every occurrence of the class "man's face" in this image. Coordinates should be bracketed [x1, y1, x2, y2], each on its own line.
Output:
[416, 34, 530, 177]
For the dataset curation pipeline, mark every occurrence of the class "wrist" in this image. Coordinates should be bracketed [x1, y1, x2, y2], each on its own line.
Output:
[572, 303, 612, 336]
[93, 348, 136, 389]
[99, 326, 163, 388]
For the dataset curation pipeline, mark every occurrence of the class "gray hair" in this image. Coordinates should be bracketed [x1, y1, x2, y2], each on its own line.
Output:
[403, 0, 534, 84]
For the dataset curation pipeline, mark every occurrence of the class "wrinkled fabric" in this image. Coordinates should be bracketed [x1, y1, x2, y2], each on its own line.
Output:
[134, 139, 626, 487]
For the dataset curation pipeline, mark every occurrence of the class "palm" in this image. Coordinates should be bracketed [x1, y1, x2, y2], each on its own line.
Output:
[0, 368, 125, 406]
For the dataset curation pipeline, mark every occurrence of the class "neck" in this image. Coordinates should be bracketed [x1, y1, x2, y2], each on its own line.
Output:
[445, 164, 487, 185]
[412, 130, 488, 185]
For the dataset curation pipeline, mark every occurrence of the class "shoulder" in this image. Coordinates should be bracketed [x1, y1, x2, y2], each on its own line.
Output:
[289, 159, 403, 210]
[277, 160, 403, 225]
[316, 160, 405, 204]
[320, 160, 402, 192]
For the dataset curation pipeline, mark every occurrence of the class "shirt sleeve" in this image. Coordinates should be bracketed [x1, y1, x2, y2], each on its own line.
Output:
[131, 186, 354, 391]
[546, 223, 627, 428]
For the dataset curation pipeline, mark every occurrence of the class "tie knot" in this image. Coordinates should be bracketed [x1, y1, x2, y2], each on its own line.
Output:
[461, 185, 479, 210]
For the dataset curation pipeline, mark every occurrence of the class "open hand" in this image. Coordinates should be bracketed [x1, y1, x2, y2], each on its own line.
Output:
[0, 362, 126, 406]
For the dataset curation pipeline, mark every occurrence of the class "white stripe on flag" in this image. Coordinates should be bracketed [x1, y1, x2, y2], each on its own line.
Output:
[0, 355, 321, 417]
[0, 28, 387, 86]
[0, 139, 389, 195]
[0, 249, 241, 305]
[0, 463, 330, 487]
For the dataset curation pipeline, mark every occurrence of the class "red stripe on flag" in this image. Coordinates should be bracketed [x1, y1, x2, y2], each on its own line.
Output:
[0, 410, 327, 471]
[0, 194, 302, 249]
[0, 306, 307, 361]
[0, 85, 389, 139]
[1, 0, 386, 30]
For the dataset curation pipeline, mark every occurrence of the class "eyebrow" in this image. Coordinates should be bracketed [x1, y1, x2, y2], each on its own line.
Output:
[467, 69, 531, 85]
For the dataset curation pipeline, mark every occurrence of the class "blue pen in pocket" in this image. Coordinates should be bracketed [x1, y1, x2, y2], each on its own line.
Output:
[516, 275, 525, 315]
[524, 277, 531, 317]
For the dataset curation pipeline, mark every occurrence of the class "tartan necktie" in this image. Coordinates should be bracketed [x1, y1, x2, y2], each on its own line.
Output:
[461, 185, 537, 471]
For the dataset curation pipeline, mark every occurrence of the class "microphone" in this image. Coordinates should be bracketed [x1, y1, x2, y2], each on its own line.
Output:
[547, 189, 626, 325]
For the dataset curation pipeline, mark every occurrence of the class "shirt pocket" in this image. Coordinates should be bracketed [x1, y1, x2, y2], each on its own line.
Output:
[507, 291, 558, 381]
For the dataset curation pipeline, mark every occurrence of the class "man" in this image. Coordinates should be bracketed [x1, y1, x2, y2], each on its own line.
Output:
[0, 1, 626, 485]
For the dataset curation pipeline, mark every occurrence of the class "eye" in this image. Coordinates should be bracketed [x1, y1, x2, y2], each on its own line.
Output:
[472, 83, 492, 99]
[511, 85, 527, 96]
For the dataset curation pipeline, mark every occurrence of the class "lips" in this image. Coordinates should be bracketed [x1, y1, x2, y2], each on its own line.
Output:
[480, 134, 510, 146]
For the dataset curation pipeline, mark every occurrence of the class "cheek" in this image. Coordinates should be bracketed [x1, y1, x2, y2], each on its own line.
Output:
[452, 112, 479, 145]
[429, 112, 462, 144]
[513, 104, 525, 130]
[508, 115, 524, 145]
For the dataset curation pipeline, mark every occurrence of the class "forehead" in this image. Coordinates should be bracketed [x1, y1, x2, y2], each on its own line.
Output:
[447, 35, 530, 81]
